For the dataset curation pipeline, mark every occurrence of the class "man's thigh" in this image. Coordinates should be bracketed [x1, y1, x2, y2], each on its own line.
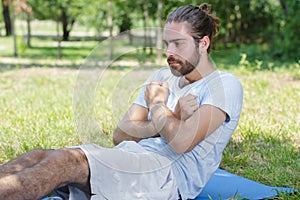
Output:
[77, 143, 178, 200]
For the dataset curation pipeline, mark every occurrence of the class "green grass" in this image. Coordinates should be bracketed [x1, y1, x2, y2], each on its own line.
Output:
[0, 65, 299, 199]
[0, 68, 78, 159]
[220, 69, 300, 199]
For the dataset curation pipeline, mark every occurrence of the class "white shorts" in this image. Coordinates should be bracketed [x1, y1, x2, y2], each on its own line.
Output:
[68, 141, 178, 200]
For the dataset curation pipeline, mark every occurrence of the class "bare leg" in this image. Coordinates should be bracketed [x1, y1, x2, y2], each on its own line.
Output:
[0, 148, 90, 200]
[0, 149, 54, 178]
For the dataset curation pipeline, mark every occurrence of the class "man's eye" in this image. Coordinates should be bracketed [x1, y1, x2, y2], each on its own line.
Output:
[163, 41, 168, 48]
[175, 42, 184, 48]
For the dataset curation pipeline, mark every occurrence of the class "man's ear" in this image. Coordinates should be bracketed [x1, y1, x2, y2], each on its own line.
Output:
[199, 36, 210, 51]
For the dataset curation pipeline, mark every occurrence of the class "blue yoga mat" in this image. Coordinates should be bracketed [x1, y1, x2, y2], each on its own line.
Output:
[194, 168, 294, 200]
[42, 169, 294, 200]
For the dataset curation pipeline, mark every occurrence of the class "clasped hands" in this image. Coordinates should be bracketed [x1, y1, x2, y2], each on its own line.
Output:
[144, 81, 198, 121]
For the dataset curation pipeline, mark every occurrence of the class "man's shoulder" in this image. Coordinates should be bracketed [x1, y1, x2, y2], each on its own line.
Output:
[156, 67, 171, 75]
[217, 71, 243, 89]
[217, 70, 238, 79]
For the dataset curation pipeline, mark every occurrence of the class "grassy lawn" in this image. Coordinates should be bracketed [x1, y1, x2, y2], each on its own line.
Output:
[0, 34, 299, 199]
[0, 66, 299, 199]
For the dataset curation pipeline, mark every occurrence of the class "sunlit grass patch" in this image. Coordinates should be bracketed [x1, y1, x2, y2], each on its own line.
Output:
[0, 68, 79, 162]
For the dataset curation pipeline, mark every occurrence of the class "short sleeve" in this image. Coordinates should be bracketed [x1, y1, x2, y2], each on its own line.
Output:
[200, 72, 243, 122]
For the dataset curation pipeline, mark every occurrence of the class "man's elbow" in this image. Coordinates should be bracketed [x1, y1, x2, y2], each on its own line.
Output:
[170, 143, 194, 154]
[169, 135, 200, 153]
[112, 128, 123, 146]
[112, 127, 141, 146]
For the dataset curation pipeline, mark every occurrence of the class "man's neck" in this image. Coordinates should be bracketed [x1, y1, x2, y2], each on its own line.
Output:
[185, 57, 216, 83]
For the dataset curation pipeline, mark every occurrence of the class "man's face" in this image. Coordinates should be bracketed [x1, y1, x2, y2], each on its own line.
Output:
[163, 22, 200, 77]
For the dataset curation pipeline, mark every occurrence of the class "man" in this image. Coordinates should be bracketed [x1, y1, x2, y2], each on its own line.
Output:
[0, 3, 243, 200]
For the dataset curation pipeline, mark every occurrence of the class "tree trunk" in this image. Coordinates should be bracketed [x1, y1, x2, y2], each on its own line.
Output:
[108, 0, 113, 60]
[61, 8, 75, 41]
[142, 3, 150, 54]
[156, 0, 163, 64]
[56, 17, 62, 59]
[26, 13, 31, 47]
[119, 13, 132, 45]
[128, 29, 133, 45]
[2, 0, 11, 36]
[279, 0, 289, 15]
[11, 12, 17, 57]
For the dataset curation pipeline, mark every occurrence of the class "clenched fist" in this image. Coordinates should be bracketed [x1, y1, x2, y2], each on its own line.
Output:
[174, 94, 199, 121]
[144, 82, 169, 108]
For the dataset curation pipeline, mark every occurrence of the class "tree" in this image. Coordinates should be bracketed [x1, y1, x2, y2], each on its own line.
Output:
[156, 0, 163, 64]
[16, 0, 32, 47]
[273, 0, 300, 60]
[115, 0, 132, 44]
[142, 1, 151, 54]
[2, 0, 11, 36]
[61, 7, 75, 41]
[108, 0, 113, 60]
[29, 0, 85, 41]
[2, 0, 31, 56]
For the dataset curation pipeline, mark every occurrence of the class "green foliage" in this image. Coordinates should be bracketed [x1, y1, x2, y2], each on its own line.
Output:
[268, 0, 300, 61]
[28, 0, 86, 20]
[238, 53, 265, 71]
[75, 0, 108, 37]
[2, 0, 299, 60]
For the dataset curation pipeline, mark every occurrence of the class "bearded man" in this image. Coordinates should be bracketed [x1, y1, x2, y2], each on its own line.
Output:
[0, 3, 243, 200]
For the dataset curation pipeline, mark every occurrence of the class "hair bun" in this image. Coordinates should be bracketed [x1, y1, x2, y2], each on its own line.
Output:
[199, 3, 211, 14]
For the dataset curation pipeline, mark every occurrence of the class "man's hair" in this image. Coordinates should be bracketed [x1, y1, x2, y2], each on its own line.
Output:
[166, 3, 220, 53]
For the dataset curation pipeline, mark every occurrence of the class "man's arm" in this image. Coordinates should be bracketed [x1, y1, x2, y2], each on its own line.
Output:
[113, 103, 158, 145]
[145, 81, 226, 154]
[150, 103, 226, 153]
[113, 93, 200, 146]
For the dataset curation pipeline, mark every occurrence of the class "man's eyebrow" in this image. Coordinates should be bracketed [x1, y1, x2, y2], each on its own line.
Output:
[163, 38, 187, 44]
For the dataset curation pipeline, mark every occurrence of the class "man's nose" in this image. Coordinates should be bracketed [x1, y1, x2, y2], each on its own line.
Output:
[166, 45, 176, 57]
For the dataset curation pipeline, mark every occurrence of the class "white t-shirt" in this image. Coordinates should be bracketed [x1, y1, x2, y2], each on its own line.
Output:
[134, 68, 243, 200]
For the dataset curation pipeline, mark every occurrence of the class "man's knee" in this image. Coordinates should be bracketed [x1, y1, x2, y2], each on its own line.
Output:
[56, 148, 88, 166]
[54, 148, 90, 184]
[27, 149, 53, 157]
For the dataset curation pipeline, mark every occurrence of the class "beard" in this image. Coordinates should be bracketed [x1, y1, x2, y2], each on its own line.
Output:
[167, 49, 200, 77]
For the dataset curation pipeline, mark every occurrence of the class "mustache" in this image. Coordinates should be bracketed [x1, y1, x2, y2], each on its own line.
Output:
[167, 56, 183, 64]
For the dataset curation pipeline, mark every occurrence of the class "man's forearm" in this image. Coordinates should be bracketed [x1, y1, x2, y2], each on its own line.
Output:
[149, 103, 180, 142]
[149, 103, 196, 153]
[150, 102, 226, 154]
[118, 119, 159, 138]
[113, 120, 159, 145]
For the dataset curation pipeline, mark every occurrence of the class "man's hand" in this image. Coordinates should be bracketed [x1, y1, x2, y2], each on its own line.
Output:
[174, 94, 199, 121]
[144, 82, 169, 108]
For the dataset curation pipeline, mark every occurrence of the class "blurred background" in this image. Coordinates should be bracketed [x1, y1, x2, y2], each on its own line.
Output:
[0, 2, 299, 196]
[0, 0, 299, 69]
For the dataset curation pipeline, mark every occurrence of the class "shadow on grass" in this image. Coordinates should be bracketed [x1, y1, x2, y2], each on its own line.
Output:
[21, 46, 95, 60]
[0, 63, 79, 72]
[0, 60, 163, 73]
[0, 46, 162, 72]
[31, 34, 106, 42]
